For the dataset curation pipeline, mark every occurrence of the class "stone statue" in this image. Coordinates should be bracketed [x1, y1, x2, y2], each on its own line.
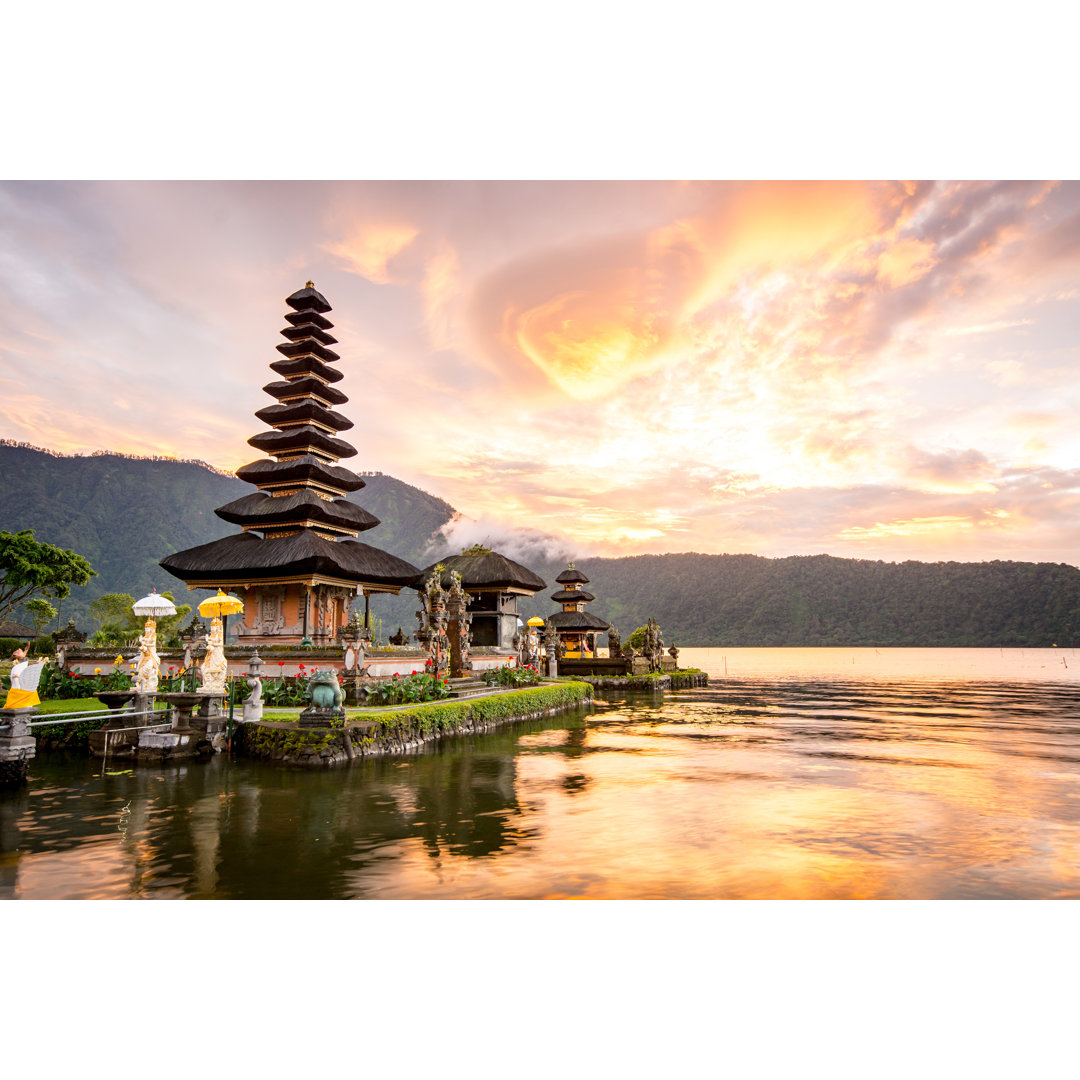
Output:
[134, 617, 161, 694]
[305, 670, 344, 710]
[668, 643, 679, 667]
[608, 625, 621, 655]
[298, 669, 346, 727]
[200, 618, 228, 694]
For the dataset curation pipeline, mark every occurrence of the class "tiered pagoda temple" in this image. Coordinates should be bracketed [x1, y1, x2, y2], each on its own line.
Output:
[548, 563, 611, 657]
[160, 284, 421, 646]
[418, 546, 546, 652]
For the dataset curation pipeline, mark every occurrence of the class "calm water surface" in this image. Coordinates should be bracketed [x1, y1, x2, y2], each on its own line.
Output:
[3, 647, 1079, 899]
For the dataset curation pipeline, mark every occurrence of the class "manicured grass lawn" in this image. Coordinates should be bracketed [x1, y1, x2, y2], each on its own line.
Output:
[36, 697, 108, 714]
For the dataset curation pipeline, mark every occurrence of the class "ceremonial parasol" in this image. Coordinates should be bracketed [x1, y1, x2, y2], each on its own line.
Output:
[132, 589, 178, 618]
[198, 590, 245, 619]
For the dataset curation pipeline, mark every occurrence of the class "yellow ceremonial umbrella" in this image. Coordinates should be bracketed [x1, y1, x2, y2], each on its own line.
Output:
[527, 617, 545, 628]
[198, 590, 244, 618]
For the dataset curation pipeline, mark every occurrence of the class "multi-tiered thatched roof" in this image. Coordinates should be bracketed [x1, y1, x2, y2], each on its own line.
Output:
[161, 284, 420, 593]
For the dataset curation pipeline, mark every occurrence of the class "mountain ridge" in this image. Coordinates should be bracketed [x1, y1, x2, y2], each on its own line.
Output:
[2, 443, 1077, 647]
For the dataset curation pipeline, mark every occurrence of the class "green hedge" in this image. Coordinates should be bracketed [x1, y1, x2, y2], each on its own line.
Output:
[237, 682, 594, 764]
[362, 681, 593, 743]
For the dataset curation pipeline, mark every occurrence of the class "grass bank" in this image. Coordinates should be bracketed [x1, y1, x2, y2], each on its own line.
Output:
[235, 681, 594, 768]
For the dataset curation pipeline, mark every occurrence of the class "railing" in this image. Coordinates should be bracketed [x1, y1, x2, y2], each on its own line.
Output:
[25, 707, 169, 728]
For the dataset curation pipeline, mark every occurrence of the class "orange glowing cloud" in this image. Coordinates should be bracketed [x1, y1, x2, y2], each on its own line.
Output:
[326, 223, 419, 283]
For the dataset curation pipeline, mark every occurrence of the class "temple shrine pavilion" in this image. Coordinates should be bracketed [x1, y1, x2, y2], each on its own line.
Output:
[160, 284, 421, 646]
[418, 546, 546, 652]
[548, 563, 611, 657]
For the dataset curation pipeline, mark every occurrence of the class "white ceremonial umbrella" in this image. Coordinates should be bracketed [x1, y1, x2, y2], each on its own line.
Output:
[132, 589, 178, 617]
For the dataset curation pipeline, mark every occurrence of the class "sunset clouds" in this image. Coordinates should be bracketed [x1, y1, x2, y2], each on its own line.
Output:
[1, 180, 1079, 564]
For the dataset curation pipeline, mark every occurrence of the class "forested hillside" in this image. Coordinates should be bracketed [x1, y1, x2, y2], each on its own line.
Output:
[3, 443, 1077, 647]
[516, 553, 1080, 647]
[0, 443, 454, 629]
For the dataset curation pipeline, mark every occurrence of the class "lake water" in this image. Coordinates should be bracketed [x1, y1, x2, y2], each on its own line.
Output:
[3, 647, 1079, 899]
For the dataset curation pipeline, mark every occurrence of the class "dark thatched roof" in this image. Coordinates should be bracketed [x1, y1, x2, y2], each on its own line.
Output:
[161, 530, 420, 588]
[236, 455, 366, 493]
[555, 566, 590, 584]
[418, 551, 546, 593]
[275, 339, 341, 364]
[279, 323, 338, 346]
[284, 309, 332, 330]
[262, 377, 348, 406]
[551, 588, 595, 603]
[548, 610, 611, 631]
[214, 490, 380, 533]
[254, 400, 354, 432]
[286, 285, 331, 313]
[0, 619, 39, 638]
[269, 355, 343, 384]
[248, 425, 357, 460]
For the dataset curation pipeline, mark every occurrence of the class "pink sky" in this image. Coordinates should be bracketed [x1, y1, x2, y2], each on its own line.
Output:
[2, 180, 1079, 565]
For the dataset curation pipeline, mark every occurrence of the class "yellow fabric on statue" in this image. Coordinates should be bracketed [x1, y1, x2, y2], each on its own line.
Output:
[3, 688, 40, 708]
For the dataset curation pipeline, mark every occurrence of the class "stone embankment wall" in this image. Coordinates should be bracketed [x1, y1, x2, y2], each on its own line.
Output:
[234, 682, 594, 768]
[578, 672, 709, 691]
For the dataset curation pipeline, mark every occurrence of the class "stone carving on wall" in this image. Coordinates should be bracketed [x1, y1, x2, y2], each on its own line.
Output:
[416, 573, 450, 678]
[240, 589, 287, 637]
[445, 570, 473, 677]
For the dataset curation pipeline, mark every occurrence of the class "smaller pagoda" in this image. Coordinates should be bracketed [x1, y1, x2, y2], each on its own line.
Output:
[548, 563, 611, 658]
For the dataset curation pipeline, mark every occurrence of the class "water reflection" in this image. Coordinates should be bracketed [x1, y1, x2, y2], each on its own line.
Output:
[4, 664, 1080, 898]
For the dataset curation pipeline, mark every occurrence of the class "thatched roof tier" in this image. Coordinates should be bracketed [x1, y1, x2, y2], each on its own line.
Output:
[160, 530, 420, 590]
[248, 425, 357, 460]
[214, 490, 380, 533]
[286, 285, 331, 313]
[279, 323, 338, 346]
[262, 377, 348, 406]
[254, 400, 354, 432]
[269, 355, 344, 384]
[275, 339, 341, 364]
[418, 550, 545, 594]
[551, 587, 595, 603]
[284, 309, 333, 330]
[555, 566, 590, 584]
[547, 610, 611, 631]
[236, 455, 366, 493]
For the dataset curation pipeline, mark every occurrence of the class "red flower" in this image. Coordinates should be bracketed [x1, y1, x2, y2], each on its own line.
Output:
[412, 670, 418, 675]
[298, 664, 305, 670]
[278, 660, 285, 667]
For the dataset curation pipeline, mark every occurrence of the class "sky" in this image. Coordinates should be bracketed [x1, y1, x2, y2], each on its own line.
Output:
[2, 179, 1079, 566]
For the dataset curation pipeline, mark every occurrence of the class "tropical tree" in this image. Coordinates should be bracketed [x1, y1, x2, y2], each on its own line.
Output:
[89, 590, 191, 646]
[25, 597, 57, 634]
[0, 530, 95, 624]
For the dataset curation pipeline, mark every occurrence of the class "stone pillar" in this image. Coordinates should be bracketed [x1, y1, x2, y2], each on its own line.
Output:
[445, 570, 473, 678]
[543, 621, 559, 679]
[0, 708, 37, 787]
[243, 651, 264, 724]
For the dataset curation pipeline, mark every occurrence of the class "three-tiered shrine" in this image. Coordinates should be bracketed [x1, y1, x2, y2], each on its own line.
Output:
[548, 563, 611, 657]
[160, 284, 421, 645]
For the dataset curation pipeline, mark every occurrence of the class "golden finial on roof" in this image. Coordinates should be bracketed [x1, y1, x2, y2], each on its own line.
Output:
[305, 280, 314, 288]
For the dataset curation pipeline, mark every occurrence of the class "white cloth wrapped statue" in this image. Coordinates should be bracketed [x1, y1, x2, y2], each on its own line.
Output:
[200, 618, 228, 694]
[134, 618, 160, 694]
